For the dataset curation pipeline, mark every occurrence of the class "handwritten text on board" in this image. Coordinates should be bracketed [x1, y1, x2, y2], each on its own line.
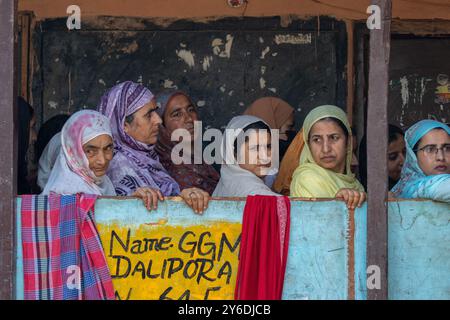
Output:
[97, 222, 242, 300]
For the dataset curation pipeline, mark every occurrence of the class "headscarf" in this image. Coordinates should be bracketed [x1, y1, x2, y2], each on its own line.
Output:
[154, 89, 220, 194]
[37, 132, 62, 190]
[35, 114, 70, 161]
[290, 105, 364, 198]
[272, 130, 304, 195]
[212, 115, 279, 197]
[244, 97, 295, 190]
[391, 120, 450, 201]
[42, 110, 116, 196]
[97, 81, 180, 196]
[243, 97, 294, 130]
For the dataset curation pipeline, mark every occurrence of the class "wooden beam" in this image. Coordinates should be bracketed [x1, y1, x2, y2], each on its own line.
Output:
[366, 0, 391, 300]
[0, 0, 18, 300]
[345, 19, 355, 126]
[19, 12, 32, 101]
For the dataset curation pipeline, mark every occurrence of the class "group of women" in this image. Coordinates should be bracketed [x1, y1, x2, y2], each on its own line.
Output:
[20, 80, 450, 213]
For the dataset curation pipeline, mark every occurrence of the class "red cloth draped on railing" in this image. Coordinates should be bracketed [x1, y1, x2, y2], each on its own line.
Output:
[234, 195, 291, 300]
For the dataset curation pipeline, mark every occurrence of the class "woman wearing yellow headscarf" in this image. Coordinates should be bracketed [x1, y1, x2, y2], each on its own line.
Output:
[290, 105, 366, 209]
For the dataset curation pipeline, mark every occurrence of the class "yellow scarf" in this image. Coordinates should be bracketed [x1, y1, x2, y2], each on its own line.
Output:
[290, 105, 364, 198]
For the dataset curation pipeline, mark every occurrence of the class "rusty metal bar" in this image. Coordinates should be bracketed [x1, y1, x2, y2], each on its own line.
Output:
[366, 0, 392, 300]
[0, 0, 18, 300]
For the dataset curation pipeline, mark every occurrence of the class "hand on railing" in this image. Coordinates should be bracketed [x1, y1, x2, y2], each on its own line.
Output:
[335, 188, 366, 210]
[180, 187, 210, 215]
[132, 187, 164, 211]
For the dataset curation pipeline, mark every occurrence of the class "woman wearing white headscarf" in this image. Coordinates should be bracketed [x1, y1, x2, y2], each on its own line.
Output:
[213, 115, 279, 197]
[37, 132, 62, 190]
[42, 110, 116, 196]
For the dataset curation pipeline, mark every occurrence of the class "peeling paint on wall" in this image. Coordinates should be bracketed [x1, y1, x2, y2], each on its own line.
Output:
[120, 40, 139, 54]
[399, 76, 410, 127]
[48, 101, 58, 109]
[259, 77, 266, 89]
[176, 49, 195, 68]
[202, 56, 213, 71]
[212, 34, 234, 58]
[163, 79, 178, 89]
[274, 33, 312, 45]
[260, 46, 270, 59]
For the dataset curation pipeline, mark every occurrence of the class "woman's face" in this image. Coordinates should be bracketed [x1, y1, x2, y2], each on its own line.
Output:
[387, 134, 406, 181]
[238, 130, 272, 178]
[279, 113, 295, 141]
[416, 129, 450, 175]
[163, 94, 198, 140]
[308, 119, 348, 174]
[83, 134, 114, 177]
[124, 100, 162, 145]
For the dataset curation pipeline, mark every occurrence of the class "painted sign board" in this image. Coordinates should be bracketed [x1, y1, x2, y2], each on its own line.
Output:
[15, 197, 450, 300]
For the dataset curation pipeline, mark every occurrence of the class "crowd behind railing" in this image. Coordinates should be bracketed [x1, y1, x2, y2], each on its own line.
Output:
[16, 81, 450, 211]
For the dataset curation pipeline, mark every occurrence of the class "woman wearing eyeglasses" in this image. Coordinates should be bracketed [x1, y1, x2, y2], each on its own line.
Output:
[391, 120, 450, 202]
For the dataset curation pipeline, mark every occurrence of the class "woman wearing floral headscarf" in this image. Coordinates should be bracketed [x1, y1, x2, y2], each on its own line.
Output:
[97, 81, 209, 214]
[391, 120, 450, 202]
[42, 110, 116, 196]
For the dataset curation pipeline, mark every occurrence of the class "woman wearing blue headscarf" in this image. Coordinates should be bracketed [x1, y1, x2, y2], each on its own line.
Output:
[391, 120, 450, 202]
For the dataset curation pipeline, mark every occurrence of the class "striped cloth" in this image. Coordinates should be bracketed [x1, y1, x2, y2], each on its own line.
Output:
[21, 194, 115, 300]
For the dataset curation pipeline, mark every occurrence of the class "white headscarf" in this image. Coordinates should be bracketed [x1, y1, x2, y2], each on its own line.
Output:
[213, 115, 279, 197]
[42, 110, 116, 196]
[37, 132, 62, 190]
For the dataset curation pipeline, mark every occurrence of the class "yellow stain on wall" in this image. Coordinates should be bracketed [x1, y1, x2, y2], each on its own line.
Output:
[97, 222, 242, 300]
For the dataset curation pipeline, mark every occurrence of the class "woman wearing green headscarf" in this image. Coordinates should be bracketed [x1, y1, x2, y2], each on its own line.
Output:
[290, 105, 366, 209]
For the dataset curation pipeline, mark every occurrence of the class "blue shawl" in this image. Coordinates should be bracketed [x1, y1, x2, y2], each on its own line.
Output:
[391, 120, 450, 202]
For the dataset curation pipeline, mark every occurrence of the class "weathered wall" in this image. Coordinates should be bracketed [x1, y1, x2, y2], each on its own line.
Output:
[388, 37, 450, 129]
[33, 17, 348, 131]
[18, 0, 450, 22]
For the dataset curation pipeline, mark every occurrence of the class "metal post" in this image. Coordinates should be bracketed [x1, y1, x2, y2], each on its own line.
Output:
[366, 0, 392, 300]
[0, 0, 18, 300]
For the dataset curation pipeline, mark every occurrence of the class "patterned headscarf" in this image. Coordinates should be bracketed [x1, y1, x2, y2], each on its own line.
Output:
[42, 110, 116, 196]
[391, 119, 450, 199]
[154, 89, 220, 194]
[97, 81, 180, 196]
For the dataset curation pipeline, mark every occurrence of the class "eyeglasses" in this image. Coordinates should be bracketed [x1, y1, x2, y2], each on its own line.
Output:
[414, 144, 450, 156]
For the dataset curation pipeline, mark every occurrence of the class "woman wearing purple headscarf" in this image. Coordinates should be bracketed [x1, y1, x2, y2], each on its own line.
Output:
[97, 81, 210, 214]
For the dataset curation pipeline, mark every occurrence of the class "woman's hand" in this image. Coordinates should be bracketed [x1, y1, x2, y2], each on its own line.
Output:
[335, 188, 366, 210]
[180, 187, 210, 215]
[132, 187, 164, 211]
